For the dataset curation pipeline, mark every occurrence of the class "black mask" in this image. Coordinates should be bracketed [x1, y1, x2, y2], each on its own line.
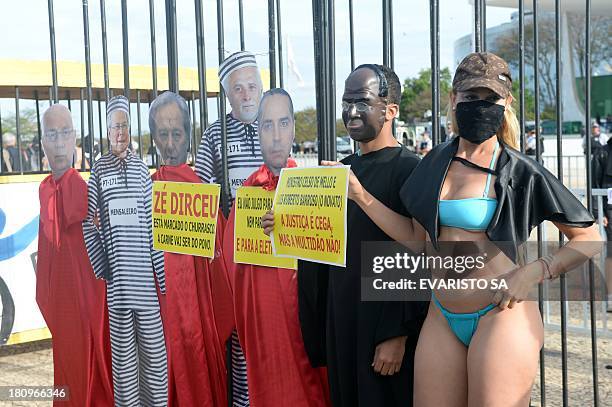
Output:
[455, 100, 505, 144]
[342, 69, 386, 143]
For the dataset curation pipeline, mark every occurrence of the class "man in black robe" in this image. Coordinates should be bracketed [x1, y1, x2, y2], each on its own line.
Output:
[298, 64, 428, 406]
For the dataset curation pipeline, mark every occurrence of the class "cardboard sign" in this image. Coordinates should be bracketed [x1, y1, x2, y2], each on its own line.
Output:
[271, 166, 349, 267]
[152, 181, 220, 257]
[234, 187, 297, 269]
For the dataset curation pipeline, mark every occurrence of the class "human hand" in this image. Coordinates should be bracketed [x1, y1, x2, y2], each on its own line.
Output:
[262, 210, 275, 236]
[491, 262, 542, 310]
[320, 161, 365, 203]
[371, 336, 407, 376]
[93, 209, 100, 228]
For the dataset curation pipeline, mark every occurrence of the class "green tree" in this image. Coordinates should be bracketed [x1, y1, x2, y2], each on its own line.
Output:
[566, 13, 612, 96]
[510, 80, 537, 121]
[1, 108, 39, 143]
[495, 15, 559, 112]
[400, 68, 452, 123]
[293, 107, 345, 144]
[494, 13, 610, 118]
[294, 108, 318, 143]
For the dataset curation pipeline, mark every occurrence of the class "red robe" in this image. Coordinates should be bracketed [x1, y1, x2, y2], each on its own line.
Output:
[152, 164, 233, 407]
[36, 168, 114, 406]
[223, 161, 331, 407]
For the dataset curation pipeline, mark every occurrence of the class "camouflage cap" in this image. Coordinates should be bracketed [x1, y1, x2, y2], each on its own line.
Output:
[452, 52, 512, 98]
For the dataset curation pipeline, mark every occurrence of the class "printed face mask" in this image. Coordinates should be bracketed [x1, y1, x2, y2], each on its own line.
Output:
[42, 107, 76, 177]
[342, 68, 387, 143]
[152, 102, 189, 166]
[455, 100, 505, 144]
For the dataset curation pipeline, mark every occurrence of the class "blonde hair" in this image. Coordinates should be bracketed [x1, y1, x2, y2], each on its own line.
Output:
[447, 91, 520, 150]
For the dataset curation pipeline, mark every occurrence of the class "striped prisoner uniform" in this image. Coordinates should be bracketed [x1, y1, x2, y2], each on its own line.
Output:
[195, 114, 263, 201]
[83, 150, 167, 406]
[195, 114, 263, 407]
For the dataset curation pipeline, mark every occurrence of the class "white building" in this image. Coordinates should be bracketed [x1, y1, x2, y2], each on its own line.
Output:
[455, 0, 611, 122]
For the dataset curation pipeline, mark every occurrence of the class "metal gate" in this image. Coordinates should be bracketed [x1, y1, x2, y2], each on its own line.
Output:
[0, 1, 609, 406]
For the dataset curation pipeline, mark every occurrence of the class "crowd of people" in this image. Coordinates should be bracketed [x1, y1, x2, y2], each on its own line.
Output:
[33, 50, 603, 407]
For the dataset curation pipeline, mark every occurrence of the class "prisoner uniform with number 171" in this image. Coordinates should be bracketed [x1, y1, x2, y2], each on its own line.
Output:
[82, 95, 168, 407]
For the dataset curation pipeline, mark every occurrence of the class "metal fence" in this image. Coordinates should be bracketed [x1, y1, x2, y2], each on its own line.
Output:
[543, 190, 612, 338]
[0, 0, 606, 406]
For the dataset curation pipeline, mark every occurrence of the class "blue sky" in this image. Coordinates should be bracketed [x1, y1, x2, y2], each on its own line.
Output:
[0, 0, 515, 133]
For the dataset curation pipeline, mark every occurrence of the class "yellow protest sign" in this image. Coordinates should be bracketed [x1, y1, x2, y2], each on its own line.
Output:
[234, 187, 297, 269]
[271, 166, 349, 267]
[152, 181, 220, 257]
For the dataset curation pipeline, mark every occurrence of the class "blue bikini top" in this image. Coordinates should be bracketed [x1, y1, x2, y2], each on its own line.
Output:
[438, 142, 499, 231]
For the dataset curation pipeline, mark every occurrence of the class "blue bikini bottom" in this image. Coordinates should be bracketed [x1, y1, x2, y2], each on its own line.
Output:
[433, 294, 496, 347]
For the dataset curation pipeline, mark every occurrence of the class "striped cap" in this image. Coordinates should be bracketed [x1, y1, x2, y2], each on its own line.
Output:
[106, 95, 130, 120]
[219, 51, 258, 84]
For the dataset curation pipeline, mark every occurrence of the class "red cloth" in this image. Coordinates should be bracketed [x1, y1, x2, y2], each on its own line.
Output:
[223, 161, 331, 407]
[152, 164, 233, 407]
[36, 168, 113, 406]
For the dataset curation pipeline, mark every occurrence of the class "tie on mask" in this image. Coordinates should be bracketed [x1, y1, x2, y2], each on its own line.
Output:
[455, 100, 505, 144]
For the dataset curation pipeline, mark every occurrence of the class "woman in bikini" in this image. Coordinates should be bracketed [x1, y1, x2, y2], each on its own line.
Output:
[379, 52, 599, 406]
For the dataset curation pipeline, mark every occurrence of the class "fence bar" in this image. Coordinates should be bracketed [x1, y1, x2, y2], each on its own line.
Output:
[35, 91, 43, 171]
[584, 0, 600, 404]
[82, 0, 95, 165]
[317, 0, 336, 161]
[276, 0, 284, 88]
[137, 90, 143, 159]
[238, 0, 245, 50]
[80, 89, 87, 170]
[268, 0, 277, 88]
[121, 0, 131, 99]
[216, 0, 232, 399]
[474, 0, 483, 52]
[383, 0, 389, 67]
[348, 0, 355, 70]
[47, 0, 58, 103]
[166, 0, 179, 92]
[148, 93, 157, 167]
[518, 0, 525, 152]
[312, 0, 324, 161]
[100, 0, 110, 102]
[430, 0, 440, 146]
[553, 1, 569, 405]
[194, 0, 209, 135]
[66, 91, 71, 111]
[481, 0, 486, 50]
[149, 0, 158, 97]
[191, 91, 197, 163]
[15, 88, 23, 174]
[532, 2, 546, 402]
[97, 95, 104, 155]
[329, 0, 336, 159]
[389, 0, 394, 70]
[217, 0, 230, 217]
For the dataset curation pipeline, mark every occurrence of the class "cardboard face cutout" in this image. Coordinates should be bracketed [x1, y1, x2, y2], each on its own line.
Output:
[258, 90, 295, 175]
[42, 104, 76, 178]
[226, 66, 263, 124]
[151, 97, 190, 166]
[108, 110, 130, 157]
[341, 68, 387, 143]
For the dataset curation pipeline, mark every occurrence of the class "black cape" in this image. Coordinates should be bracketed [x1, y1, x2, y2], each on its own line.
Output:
[399, 137, 594, 262]
[298, 146, 428, 407]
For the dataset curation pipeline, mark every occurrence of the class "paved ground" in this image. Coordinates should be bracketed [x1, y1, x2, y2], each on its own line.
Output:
[0, 320, 610, 406]
[0, 340, 53, 407]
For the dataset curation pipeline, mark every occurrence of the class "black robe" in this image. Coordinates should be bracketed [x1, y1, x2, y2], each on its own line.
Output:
[298, 146, 428, 407]
[399, 136, 594, 262]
